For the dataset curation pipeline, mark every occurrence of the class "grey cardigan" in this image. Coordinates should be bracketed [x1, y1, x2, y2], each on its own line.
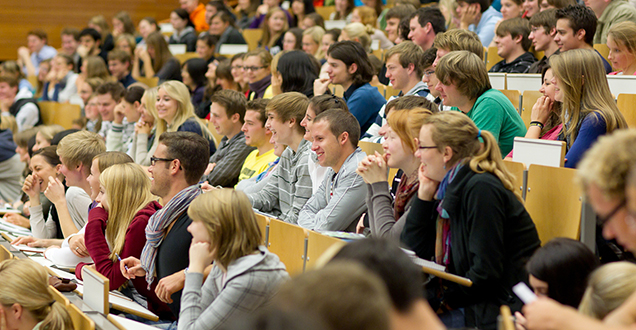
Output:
[366, 181, 415, 241]
[178, 246, 289, 330]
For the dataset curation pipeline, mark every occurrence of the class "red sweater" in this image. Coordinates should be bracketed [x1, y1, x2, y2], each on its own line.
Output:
[76, 202, 174, 320]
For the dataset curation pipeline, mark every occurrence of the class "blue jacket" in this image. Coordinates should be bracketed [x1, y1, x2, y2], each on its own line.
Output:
[343, 83, 386, 135]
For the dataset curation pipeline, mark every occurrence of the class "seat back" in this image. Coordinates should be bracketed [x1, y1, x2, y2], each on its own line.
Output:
[38, 102, 82, 129]
[68, 303, 95, 330]
[136, 76, 159, 88]
[617, 93, 636, 128]
[503, 159, 526, 200]
[358, 141, 384, 156]
[267, 219, 308, 275]
[520, 90, 543, 129]
[316, 6, 336, 20]
[305, 231, 345, 270]
[242, 29, 263, 51]
[254, 212, 270, 246]
[593, 44, 610, 63]
[174, 52, 200, 64]
[0, 244, 12, 261]
[486, 46, 503, 70]
[499, 89, 521, 113]
[49, 285, 70, 307]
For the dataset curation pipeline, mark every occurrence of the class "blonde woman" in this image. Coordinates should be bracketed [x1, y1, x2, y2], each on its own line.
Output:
[607, 21, 636, 75]
[259, 8, 289, 55]
[339, 22, 374, 52]
[32, 125, 64, 152]
[114, 33, 137, 57]
[155, 81, 216, 154]
[350, 6, 394, 49]
[302, 26, 326, 60]
[178, 189, 289, 330]
[579, 262, 636, 319]
[0, 259, 74, 330]
[76, 56, 110, 93]
[131, 87, 159, 166]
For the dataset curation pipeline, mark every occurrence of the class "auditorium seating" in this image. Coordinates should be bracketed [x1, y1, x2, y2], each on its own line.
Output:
[38, 102, 82, 129]
[617, 94, 636, 128]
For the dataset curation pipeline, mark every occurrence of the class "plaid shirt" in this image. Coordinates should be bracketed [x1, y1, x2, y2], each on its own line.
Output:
[202, 131, 255, 187]
[489, 52, 537, 74]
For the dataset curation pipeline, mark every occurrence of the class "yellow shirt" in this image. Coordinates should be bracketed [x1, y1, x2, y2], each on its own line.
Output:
[237, 148, 278, 183]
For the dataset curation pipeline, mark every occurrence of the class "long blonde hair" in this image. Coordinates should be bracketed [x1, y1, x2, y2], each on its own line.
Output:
[0, 259, 74, 330]
[424, 111, 521, 201]
[260, 8, 289, 49]
[342, 22, 374, 52]
[100, 163, 155, 262]
[303, 26, 326, 60]
[156, 81, 212, 140]
[549, 49, 627, 145]
[142, 87, 159, 128]
[579, 262, 636, 319]
[84, 56, 110, 80]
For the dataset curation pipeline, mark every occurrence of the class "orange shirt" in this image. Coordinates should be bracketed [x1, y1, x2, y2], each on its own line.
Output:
[190, 3, 209, 33]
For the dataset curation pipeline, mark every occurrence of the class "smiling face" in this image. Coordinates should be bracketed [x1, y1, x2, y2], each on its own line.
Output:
[148, 143, 173, 198]
[210, 16, 229, 36]
[385, 54, 411, 91]
[386, 18, 401, 43]
[539, 68, 556, 100]
[529, 25, 554, 52]
[32, 132, 50, 152]
[382, 127, 414, 169]
[551, 74, 563, 102]
[30, 155, 61, 192]
[494, 33, 519, 60]
[292, 0, 305, 16]
[196, 40, 215, 60]
[310, 120, 343, 168]
[266, 110, 293, 145]
[302, 34, 319, 55]
[414, 124, 447, 182]
[87, 159, 101, 200]
[210, 102, 237, 137]
[244, 55, 269, 83]
[523, 0, 540, 18]
[95, 184, 109, 211]
[61, 34, 78, 55]
[408, 16, 429, 49]
[155, 87, 179, 125]
[555, 18, 583, 51]
[231, 58, 244, 85]
[268, 11, 287, 34]
[500, 0, 523, 20]
[325, 56, 353, 85]
[300, 104, 316, 140]
[170, 12, 188, 31]
[608, 35, 636, 73]
[139, 96, 155, 125]
[96, 93, 117, 122]
[108, 59, 128, 80]
[242, 109, 270, 147]
[27, 35, 46, 53]
[283, 32, 298, 50]
[139, 20, 156, 39]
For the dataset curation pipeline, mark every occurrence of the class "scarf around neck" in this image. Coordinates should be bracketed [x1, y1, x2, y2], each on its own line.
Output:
[248, 75, 271, 99]
[434, 161, 464, 266]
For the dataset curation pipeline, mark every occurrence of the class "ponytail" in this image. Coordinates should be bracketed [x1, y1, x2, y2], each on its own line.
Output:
[40, 297, 74, 330]
[469, 130, 521, 201]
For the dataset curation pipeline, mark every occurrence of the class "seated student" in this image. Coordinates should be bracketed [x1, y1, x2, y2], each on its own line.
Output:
[0, 259, 74, 330]
[356, 108, 431, 240]
[33, 125, 64, 153]
[41, 54, 81, 104]
[114, 33, 136, 58]
[237, 99, 277, 183]
[249, 0, 294, 29]
[177, 189, 289, 330]
[578, 262, 636, 319]
[209, 11, 247, 54]
[0, 61, 34, 94]
[589, 0, 636, 45]
[432, 29, 485, 66]
[402, 111, 541, 329]
[555, 5, 613, 73]
[419, 47, 447, 110]
[338, 22, 374, 53]
[76, 56, 110, 96]
[303, 27, 326, 60]
[550, 49, 627, 168]
[121, 132, 210, 320]
[244, 49, 274, 100]
[84, 93, 103, 134]
[78, 28, 107, 64]
[106, 85, 144, 154]
[59, 28, 80, 71]
[276, 51, 320, 98]
[236, 139, 286, 193]
[96, 81, 127, 140]
[168, 9, 197, 53]
[131, 88, 159, 166]
[607, 21, 636, 75]
[138, 17, 160, 46]
[385, 41, 433, 98]
[330, 0, 354, 23]
[284, 28, 303, 51]
[490, 18, 537, 73]
[0, 117, 23, 205]
[291, 0, 315, 28]
[300, 94, 350, 194]
[133, 32, 182, 83]
[16, 29, 57, 77]
[201, 90, 255, 187]
[182, 0, 209, 32]
[528, 9, 560, 73]
[246, 92, 312, 224]
[155, 81, 216, 155]
[314, 41, 386, 136]
[258, 8, 289, 55]
[435, 50, 526, 155]
[456, 0, 502, 46]
[181, 58, 207, 110]
[107, 50, 136, 88]
[196, 34, 218, 65]
[350, 6, 394, 49]
[384, 5, 414, 46]
[0, 76, 41, 132]
[407, 7, 447, 52]
[298, 110, 366, 231]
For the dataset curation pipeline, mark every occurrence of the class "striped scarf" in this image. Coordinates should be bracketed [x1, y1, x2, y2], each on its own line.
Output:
[141, 185, 201, 287]
[434, 161, 464, 266]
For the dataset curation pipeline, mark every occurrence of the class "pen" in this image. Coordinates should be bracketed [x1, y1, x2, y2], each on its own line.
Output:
[115, 253, 129, 271]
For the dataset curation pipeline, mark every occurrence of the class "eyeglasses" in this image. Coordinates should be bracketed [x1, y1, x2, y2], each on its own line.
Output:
[414, 137, 437, 150]
[423, 70, 435, 77]
[597, 200, 626, 226]
[150, 156, 176, 166]
[243, 66, 265, 71]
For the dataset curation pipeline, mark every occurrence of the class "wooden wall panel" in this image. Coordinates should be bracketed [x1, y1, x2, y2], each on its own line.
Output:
[0, 0, 187, 61]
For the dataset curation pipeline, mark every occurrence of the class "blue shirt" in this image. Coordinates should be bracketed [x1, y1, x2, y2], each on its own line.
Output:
[470, 6, 502, 46]
[25, 45, 57, 75]
[343, 83, 386, 135]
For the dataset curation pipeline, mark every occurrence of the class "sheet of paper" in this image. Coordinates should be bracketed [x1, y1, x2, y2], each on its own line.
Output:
[13, 244, 46, 253]
[0, 221, 32, 236]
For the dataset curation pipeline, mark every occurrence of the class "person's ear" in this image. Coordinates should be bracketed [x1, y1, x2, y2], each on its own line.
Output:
[575, 28, 586, 41]
[513, 34, 523, 44]
[339, 131, 349, 146]
[347, 63, 358, 75]
[231, 112, 240, 123]
[442, 145, 453, 165]
[407, 63, 415, 75]
[10, 303, 23, 321]
[549, 27, 557, 37]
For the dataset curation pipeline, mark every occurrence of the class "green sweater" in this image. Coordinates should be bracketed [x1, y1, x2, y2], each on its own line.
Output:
[465, 89, 527, 156]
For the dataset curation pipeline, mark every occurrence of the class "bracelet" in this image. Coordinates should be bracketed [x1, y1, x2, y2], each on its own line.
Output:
[529, 121, 544, 129]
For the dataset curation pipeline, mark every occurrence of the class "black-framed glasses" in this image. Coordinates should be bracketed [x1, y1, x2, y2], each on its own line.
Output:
[150, 156, 176, 166]
[597, 200, 626, 226]
[418, 145, 438, 150]
[243, 66, 265, 71]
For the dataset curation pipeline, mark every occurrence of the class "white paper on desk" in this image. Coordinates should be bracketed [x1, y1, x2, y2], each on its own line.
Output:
[0, 221, 32, 236]
[13, 244, 46, 253]
[401, 248, 447, 272]
[109, 314, 162, 330]
[30, 256, 55, 267]
[75, 285, 158, 320]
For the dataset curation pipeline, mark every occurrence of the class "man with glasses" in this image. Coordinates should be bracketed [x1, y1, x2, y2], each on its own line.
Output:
[121, 131, 210, 321]
[243, 49, 273, 100]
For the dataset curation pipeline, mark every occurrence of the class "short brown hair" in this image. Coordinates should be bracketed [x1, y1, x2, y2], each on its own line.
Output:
[309, 94, 349, 116]
[57, 131, 106, 169]
[244, 48, 273, 68]
[0, 76, 19, 88]
[246, 99, 270, 127]
[385, 41, 425, 77]
[421, 46, 437, 68]
[529, 8, 558, 32]
[385, 95, 439, 115]
[386, 4, 416, 21]
[211, 90, 248, 123]
[96, 81, 126, 102]
[496, 17, 533, 51]
[60, 27, 80, 40]
[435, 50, 491, 101]
[159, 132, 210, 185]
[266, 92, 309, 134]
[107, 49, 132, 65]
[434, 29, 484, 59]
[314, 109, 361, 148]
[27, 29, 47, 41]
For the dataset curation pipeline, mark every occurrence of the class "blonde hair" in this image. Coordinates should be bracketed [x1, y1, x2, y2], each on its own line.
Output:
[89, 15, 110, 40]
[303, 26, 326, 59]
[114, 33, 137, 54]
[0, 259, 74, 330]
[57, 130, 106, 169]
[0, 115, 17, 135]
[187, 189, 262, 270]
[260, 8, 289, 49]
[424, 111, 521, 201]
[100, 163, 155, 263]
[433, 29, 485, 59]
[576, 129, 636, 201]
[579, 262, 636, 319]
[84, 56, 110, 81]
[156, 81, 212, 139]
[342, 22, 373, 52]
[608, 21, 636, 57]
[435, 50, 491, 101]
[38, 125, 65, 142]
[387, 108, 433, 153]
[354, 6, 378, 28]
[141, 87, 159, 130]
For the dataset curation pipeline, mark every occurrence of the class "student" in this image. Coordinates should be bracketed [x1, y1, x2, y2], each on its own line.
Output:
[554, 5, 613, 73]
[0, 121, 27, 212]
[114, 33, 137, 57]
[131, 88, 159, 166]
[0, 76, 41, 132]
[276, 51, 320, 98]
[78, 28, 107, 64]
[550, 49, 627, 168]
[16, 29, 57, 76]
[0, 259, 74, 330]
[501, 0, 524, 19]
[244, 49, 274, 100]
[435, 50, 526, 155]
[181, 0, 210, 32]
[41, 54, 81, 104]
[588, 0, 636, 45]
[607, 21, 636, 75]
[432, 28, 485, 66]
[259, 8, 289, 55]
[298, 110, 366, 231]
[59, 28, 81, 70]
[238, 99, 277, 182]
[528, 9, 560, 74]
[177, 189, 289, 330]
[385, 5, 416, 45]
[210, 11, 247, 54]
[138, 17, 159, 46]
[106, 85, 144, 154]
[356, 108, 431, 239]
[284, 28, 303, 51]
[249, 0, 294, 29]
[76, 56, 110, 94]
[196, 34, 218, 65]
[291, 0, 314, 28]
[169, 9, 197, 52]
[133, 32, 182, 83]
[456, 0, 502, 46]
[303, 26, 326, 60]
[181, 58, 208, 110]
[95, 81, 127, 140]
[579, 262, 636, 319]
[350, 6, 394, 49]
[403, 111, 540, 329]
[121, 132, 210, 319]
[420, 47, 445, 109]
[523, 0, 541, 18]
[246, 92, 312, 223]
[314, 41, 386, 136]
[107, 50, 136, 88]
[490, 18, 537, 73]
[330, 0, 354, 23]
[201, 90, 255, 187]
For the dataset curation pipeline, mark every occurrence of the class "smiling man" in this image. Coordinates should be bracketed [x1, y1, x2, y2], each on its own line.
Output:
[246, 92, 312, 224]
[298, 109, 367, 232]
[95, 82, 126, 140]
[237, 99, 277, 183]
[16, 29, 57, 77]
[201, 90, 255, 187]
[489, 18, 537, 73]
[408, 7, 447, 50]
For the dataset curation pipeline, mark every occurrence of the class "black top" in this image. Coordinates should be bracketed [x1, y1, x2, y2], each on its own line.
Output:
[155, 210, 192, 318]
[156, 58, 183, 83]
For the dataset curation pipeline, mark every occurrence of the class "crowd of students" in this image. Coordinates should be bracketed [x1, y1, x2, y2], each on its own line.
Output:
[2, 0, 636, 329]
